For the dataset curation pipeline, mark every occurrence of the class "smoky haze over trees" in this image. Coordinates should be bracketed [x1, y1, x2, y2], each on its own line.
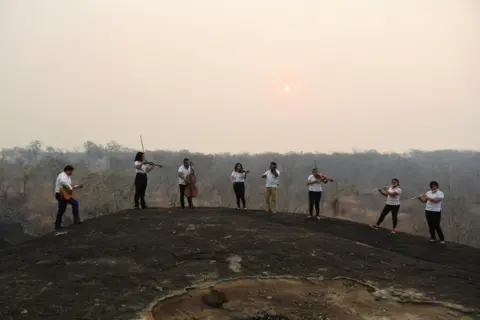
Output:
[0, 140, 479, 247]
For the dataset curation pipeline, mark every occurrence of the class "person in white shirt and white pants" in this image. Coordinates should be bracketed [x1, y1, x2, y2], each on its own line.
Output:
[261, 162, 280, 213]
[416, 180, 445, 244]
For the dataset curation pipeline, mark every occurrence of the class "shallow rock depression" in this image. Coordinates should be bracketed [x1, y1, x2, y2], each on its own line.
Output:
[150, 277, 471, 320]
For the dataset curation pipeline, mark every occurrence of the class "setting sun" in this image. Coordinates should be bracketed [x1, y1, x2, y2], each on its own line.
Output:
[284, 86, 290, 93]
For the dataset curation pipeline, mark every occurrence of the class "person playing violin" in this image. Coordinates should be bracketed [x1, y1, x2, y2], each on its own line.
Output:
[178, 158, 194, 209]
[231, 162, 249, 210]
[306, 168, 332, 219]
[133, 152, 157, 209]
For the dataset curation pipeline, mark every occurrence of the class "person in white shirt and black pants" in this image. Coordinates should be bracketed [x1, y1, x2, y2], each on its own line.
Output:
[416, 181, 445, 244]
[306, 168, 328, 219]
[178, 158, 193, 209]
[134, 152, 155, 209]
[54, 165, 83, 230]
[231, 162, 248, 210]
[371, 178, 402, 234]
[261, 162, 280, 213]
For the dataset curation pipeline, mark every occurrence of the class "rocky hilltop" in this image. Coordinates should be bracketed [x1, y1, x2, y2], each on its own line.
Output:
[1, 207, 479, 320]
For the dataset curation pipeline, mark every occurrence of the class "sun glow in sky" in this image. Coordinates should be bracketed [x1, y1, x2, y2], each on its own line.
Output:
[284, 86, 290, 93]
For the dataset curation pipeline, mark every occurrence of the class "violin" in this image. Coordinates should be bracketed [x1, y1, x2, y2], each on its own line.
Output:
[184, 161, 198, 198]
[314, 172, 333, 183]
[144, 161, 163, 168]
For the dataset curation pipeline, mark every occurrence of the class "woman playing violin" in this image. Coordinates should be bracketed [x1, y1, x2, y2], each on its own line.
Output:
[231, 162, 249, 210]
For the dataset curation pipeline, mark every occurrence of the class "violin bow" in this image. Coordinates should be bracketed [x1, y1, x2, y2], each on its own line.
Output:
[140, 135, 162, 168]
[140, 135, 145, 153]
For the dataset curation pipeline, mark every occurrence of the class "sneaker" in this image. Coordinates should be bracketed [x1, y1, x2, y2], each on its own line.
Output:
[390, 229, 396, 234]
[429, 239, 436, 243]
[308, 215, 314, 219]
[316, 216, 321, 220]
[236, 207, 240, 210]
[440, 241, 446, 244]
[370, 225, 379, 230]
[243, 208, 247, 210]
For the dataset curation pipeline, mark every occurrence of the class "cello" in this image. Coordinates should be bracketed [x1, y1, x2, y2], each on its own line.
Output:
[184, 161, 198, 198]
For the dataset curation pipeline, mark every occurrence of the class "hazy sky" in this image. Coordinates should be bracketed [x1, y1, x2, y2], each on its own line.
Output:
[1, 0, 478, 154]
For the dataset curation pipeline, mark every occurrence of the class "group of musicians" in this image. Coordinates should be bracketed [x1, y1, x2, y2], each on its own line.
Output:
[53, 152, 446, 243]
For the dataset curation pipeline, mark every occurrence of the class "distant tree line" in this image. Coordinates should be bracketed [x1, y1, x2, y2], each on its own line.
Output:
[0, 140, 479, 247]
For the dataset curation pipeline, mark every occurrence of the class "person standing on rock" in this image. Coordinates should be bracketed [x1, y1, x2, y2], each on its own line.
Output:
[231, 162, 249, 210]
[370, 178, 402, 235]
[306, 168, 332, 219]
[415, 181, 445, 244]
[133, 152, 156, 209]
[178, 158, 194, 209]
[54, 165, 84, 230]
[261, 162, 280, 213]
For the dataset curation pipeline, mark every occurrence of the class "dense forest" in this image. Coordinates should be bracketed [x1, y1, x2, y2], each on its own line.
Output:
[1, 140, 479, 247]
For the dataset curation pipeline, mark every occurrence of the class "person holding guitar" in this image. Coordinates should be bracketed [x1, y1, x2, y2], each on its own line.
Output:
[134, 151, 157, 209]
[54, 165, 84, 230]
[178, 158, 194, 209]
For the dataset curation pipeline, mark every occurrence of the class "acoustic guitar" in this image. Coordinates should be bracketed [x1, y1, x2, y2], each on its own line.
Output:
[60, 183, 84, 200]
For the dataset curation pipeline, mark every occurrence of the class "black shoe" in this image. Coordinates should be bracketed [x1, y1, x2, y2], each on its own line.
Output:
[74, 220, 83, 225]
[141, 205, 148, 209]
[55, 226, 64, 231]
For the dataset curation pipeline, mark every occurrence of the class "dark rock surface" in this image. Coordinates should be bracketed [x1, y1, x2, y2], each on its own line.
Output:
[0, 207, 479, 319]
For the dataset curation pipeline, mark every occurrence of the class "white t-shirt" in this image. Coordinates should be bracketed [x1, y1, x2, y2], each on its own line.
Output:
[55, 172, 73, 193]
[178, 165, 191, 185]
[264, 169, 280, 188]
[425, 190, 444, 212]
[134, 161, 147, 174]
[385, 186, 402, 205]
[307, 174, 323, 192]
[231, 171, 246, 183]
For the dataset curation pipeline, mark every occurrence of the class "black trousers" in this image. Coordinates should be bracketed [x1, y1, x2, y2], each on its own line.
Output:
[179, 184, 193, 208]
[55, 192, 80, 228]
[134, 173, 148, 208]
[233, 182, 246, 208]
[376, 204, 400, 228]
[308, 191, 322, 215]
[425, 210, 445, 241]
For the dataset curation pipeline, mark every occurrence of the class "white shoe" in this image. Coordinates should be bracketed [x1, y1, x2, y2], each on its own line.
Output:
[316, 216, 321, 220]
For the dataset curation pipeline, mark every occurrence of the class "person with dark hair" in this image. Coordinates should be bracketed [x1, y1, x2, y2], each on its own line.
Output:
[416, 181, 445, 244]
[306, 168, 330, 219]
[54, 165, 84, 230]
[133, 151, 155, 209]
[178, 158, 194, 209]
[370, 178, 402, 235]
[231, 163, 249, 210]
[261, 161, 280, 213]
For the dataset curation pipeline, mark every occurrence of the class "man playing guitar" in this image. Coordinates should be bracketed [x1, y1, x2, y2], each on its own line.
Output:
[54, 165, 84, 230]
